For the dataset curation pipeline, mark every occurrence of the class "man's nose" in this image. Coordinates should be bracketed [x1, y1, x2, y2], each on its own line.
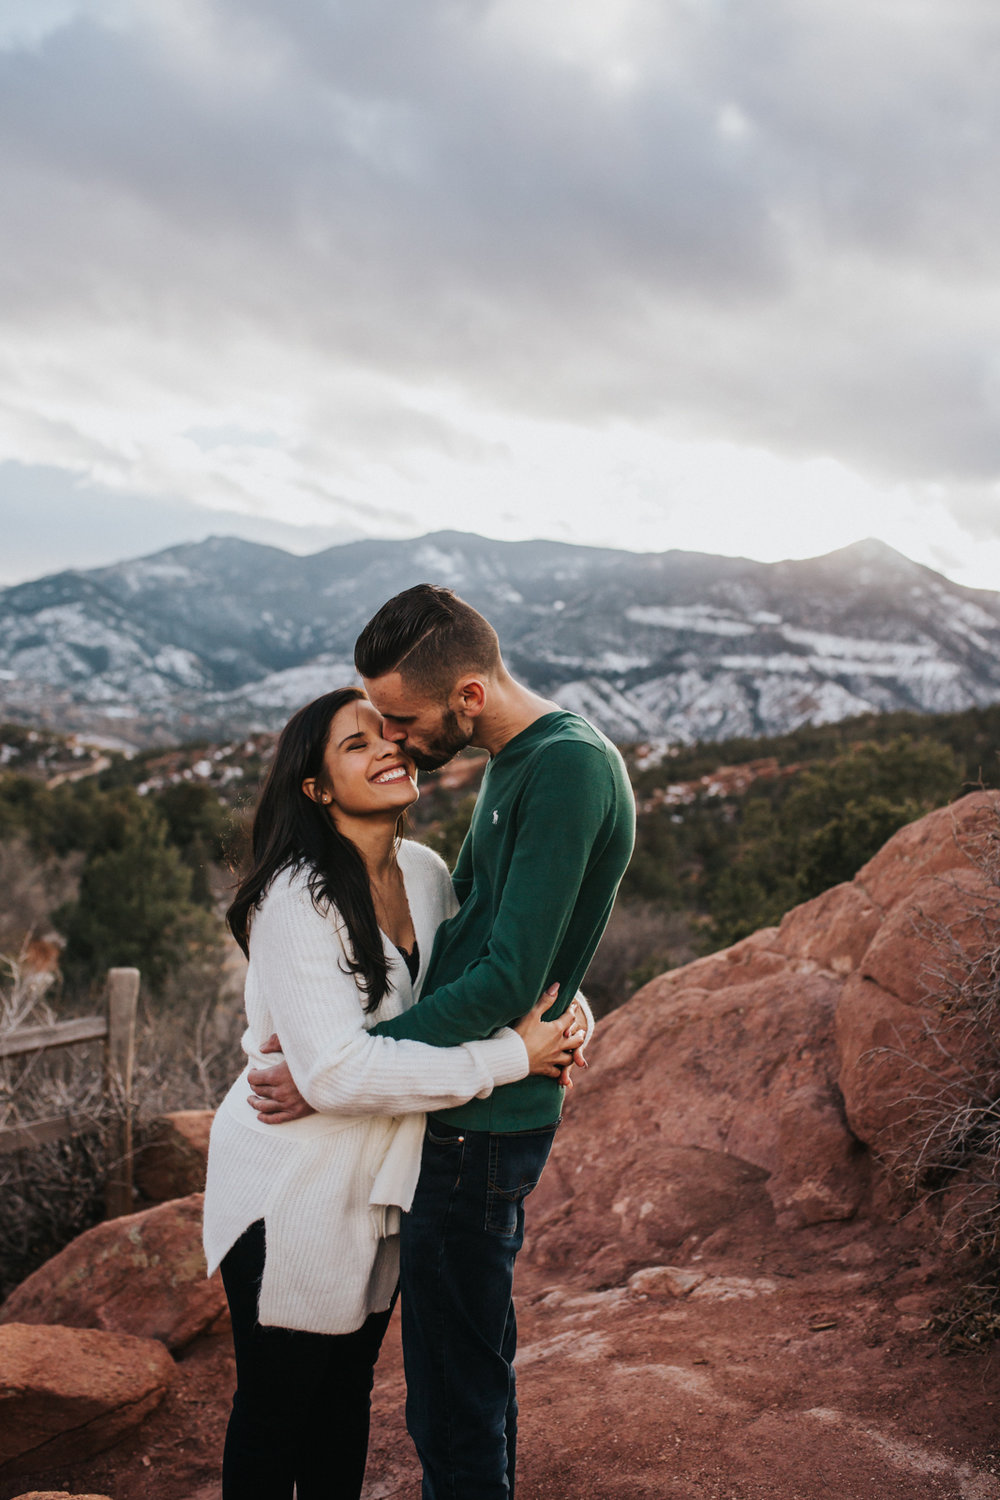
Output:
[381, 720, 407, 743]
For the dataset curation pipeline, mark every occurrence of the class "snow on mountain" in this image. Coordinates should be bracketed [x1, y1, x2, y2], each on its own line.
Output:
[2, 532, 1000, 746]
[208, 657, 359, 713]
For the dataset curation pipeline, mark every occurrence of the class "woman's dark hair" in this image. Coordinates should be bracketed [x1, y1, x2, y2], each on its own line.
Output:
[226, 687, 394, 1012]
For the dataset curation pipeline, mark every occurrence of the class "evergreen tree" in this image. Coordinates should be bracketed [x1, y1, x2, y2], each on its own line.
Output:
[55, 794, 212, 993]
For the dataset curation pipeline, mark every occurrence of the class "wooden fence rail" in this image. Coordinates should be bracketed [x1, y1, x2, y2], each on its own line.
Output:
[0, 967, 140, 1218]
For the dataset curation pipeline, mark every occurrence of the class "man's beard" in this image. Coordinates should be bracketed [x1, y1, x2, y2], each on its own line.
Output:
[406, 708, 474, 772]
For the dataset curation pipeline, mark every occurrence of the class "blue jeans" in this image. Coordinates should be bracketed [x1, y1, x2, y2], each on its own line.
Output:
[400, 1118, 558, 1500]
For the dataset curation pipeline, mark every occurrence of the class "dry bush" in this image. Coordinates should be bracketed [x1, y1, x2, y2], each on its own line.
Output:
[0, 927, 243, 1300]
[0, 947, 107, 1298]
[874, 805, 1000, 1347]
[133, 934, 245, 1120]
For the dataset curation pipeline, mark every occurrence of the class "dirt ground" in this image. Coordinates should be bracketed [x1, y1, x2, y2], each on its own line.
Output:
[6, 1210, 1000, 1500]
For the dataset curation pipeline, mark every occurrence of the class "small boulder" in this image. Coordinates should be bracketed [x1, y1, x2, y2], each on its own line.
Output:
[627, 1265, 706, 1298]
[135, 1110, 214, 1202]
[0, 1194, 225, 1352]
[0, 1323, 172, 1472]
[767, 1085, 868, 1228]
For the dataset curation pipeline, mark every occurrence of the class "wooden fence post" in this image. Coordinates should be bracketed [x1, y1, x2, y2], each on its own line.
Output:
[104, 967, 139, 1219]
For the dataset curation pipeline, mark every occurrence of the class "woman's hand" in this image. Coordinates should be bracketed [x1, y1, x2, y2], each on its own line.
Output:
[513, 984, 587, 1081]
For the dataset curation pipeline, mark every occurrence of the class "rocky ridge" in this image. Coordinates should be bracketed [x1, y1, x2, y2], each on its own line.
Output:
[3, 532, 1000, 747]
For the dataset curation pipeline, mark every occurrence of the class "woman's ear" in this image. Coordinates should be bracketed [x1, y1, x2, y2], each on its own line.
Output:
[302, 778, 332, 805]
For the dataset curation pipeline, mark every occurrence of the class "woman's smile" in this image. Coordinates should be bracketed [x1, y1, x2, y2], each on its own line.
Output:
[371, 764, 411, 785]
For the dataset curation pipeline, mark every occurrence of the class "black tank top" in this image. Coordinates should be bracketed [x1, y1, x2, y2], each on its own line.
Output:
[394, 940, 420, 985]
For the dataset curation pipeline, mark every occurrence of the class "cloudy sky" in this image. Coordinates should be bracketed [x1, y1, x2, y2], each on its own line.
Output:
[2, 0, 999, 589]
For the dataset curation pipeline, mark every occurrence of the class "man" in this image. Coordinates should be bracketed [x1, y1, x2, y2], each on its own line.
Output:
[250, 584, 635, 1499]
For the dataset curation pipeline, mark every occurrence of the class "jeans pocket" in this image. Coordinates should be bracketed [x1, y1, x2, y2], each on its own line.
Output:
[485, 1125, 557, 1237]
[416, 1121, 466, 1202]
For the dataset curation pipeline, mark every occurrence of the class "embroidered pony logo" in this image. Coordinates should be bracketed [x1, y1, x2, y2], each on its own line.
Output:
[492, 810, 499, 825]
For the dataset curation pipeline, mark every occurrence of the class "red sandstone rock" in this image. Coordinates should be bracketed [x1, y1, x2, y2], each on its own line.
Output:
[529, 964, 869, 1277]
[135, 1110, 214, 1203]
[835, 826, 999, 1165]
[0, 1195, 225, 1352]
[768, 1084, 868, 1228]
[529, 1141, 772, 1283]
[0, 1323, 172, 1472]
[646, 926, 785, 995]
[531, 791, 1000, 1273]
[626, 1265, 706, 1297]
[836, 970, 959, 1160]
[854, 791, 997, 910]
[858, 866, 994, 1009]
[10, 795, 1000, 1500]
[775, 880, 882, 975]
[12, 1493, 114, 1498]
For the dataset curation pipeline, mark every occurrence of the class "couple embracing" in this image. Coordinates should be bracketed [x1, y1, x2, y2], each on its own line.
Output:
[202, 584, 635, 1499]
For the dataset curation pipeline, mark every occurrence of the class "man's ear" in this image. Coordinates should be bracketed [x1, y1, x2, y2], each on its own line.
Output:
[451, 677, 487, 719]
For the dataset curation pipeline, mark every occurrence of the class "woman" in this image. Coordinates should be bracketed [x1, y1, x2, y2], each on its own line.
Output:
[202, 687, 581, 1500]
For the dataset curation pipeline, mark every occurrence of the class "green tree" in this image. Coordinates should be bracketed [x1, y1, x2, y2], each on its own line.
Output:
[797, 795, 923, 899]
[704, 737, 962, 948]
[55, 795, 212, 993]
[153, 781, 230, 904]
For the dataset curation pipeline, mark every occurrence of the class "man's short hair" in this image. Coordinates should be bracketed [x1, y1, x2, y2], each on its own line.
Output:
[355, 584, 501, 696]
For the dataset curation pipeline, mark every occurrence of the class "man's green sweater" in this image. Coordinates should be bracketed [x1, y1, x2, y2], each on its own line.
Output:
[371, 710, 635, 1131]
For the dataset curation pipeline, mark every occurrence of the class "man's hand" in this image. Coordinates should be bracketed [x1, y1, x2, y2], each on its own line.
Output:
[558, 996, 592, 1088]
[557, 1027, 589, 1089]
[247, 1034, 316, 1124]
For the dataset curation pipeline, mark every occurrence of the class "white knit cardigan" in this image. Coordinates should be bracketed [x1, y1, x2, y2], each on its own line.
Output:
[202, 839, 529, 1335]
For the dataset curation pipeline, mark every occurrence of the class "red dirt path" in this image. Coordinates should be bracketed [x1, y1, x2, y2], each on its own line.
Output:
[6, 1210, 999, 1500]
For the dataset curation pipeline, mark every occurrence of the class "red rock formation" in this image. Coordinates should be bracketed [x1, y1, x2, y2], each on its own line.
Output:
[134, 1110, 214, 1203]
[527, 790, 1000, 1277]
[0, 1324, 172, 1473]
[0, 1195, 225, 1351]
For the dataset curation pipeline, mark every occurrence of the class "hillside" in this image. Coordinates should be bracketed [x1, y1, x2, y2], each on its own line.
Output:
[3, 702, 995, 1019]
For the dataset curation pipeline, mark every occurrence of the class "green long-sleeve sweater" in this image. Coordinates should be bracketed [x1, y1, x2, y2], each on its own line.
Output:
[371, 710, 635, 1130]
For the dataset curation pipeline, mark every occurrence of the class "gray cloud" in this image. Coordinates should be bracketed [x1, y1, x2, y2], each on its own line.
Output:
[0, 0, 998, 508]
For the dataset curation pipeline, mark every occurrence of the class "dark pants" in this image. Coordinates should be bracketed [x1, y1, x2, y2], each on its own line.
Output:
[400, 1118, 558, 1500]
[219, 1219, 394, 1500]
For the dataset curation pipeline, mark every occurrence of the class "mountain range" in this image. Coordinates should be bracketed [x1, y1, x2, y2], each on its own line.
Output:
[2, 531, 999, 747]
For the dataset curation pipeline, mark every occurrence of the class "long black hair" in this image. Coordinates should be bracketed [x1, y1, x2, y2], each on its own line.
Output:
[226, 687, 394, 1013]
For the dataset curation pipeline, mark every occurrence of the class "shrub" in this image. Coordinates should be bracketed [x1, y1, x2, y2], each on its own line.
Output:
[0, 932, 241, 1299]
[54, 794, 216, 995]
[875, 803, 1000, 1347]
